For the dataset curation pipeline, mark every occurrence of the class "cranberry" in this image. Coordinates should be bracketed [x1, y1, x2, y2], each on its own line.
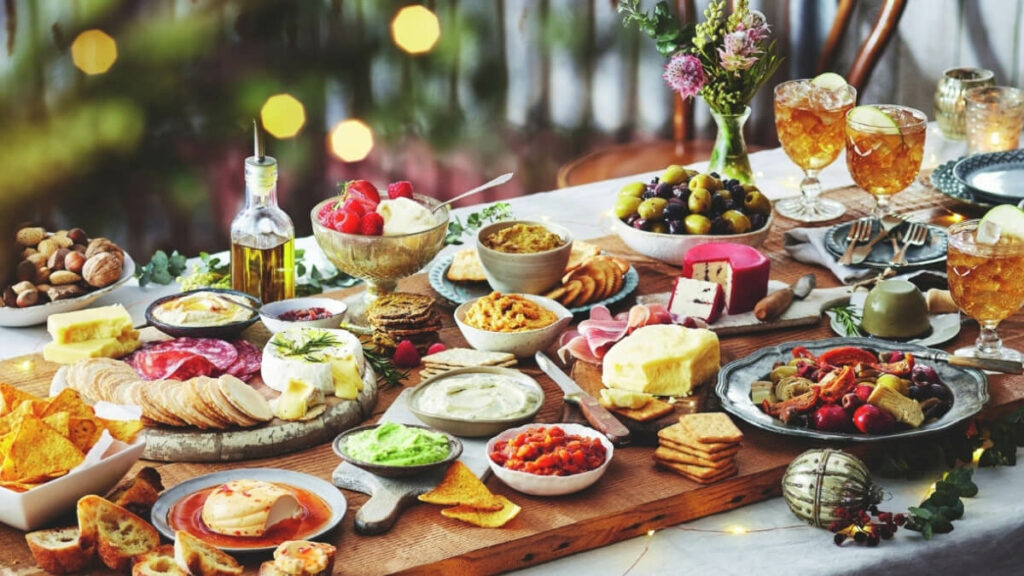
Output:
[854, 384, 875, 403]
[852, 404, 896, 434]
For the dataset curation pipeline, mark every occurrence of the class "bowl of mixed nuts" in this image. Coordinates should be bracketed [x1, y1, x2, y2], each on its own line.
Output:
[0, 226, 134, 327]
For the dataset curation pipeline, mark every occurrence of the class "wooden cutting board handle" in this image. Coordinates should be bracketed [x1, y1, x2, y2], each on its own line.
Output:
[332, 461, 445, 535]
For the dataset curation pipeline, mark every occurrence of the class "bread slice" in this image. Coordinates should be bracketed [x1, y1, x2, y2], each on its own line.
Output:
[174, 531, 243, 576]
[25, 526, 95, 575]
[271, 541, 336, 576]
[109, 466, 164, 518]
[77, 494, 160, 572]
[133, 545, 186, 576]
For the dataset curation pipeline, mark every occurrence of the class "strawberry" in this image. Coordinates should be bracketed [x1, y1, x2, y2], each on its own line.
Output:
[343, 179, 380, 213]
[316, 201, 336, 226]
[331, 210, 361, 234]
[426, 342, 446, 355]
[359, 212, 384, 236]
[392, 339, 420, 368]
[387, 180, 414, 200]
[341, 196, 366, 217]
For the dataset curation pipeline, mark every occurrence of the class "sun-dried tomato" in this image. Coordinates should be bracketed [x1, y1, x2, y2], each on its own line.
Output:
[489, 425, 607, 476]
[817, 346, 879, 368]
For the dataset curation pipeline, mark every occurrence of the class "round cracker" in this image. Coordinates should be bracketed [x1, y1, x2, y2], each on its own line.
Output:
[559, 279, 583, 307]
[567, 275, 596, 307]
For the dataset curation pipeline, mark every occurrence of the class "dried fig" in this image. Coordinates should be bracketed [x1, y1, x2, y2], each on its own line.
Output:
[82, 252, 122, 288]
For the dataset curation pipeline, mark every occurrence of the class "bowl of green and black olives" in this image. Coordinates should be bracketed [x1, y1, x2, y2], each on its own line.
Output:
[609, 165, 773, 266]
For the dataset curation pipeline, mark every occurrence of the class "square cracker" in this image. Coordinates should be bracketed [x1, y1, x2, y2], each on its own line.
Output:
[422, 348, 516, 367]
[601, 397, 675, 422]
[658, 423, 738, 452]
[656, 460, 738, 484]
[678, 413, 744, 444]
[446, 249, 487, 283]
[658, 438, 739, 462]
[653, 446, 734, 469]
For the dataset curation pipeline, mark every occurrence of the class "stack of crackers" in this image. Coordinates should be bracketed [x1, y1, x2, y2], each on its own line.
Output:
[419, 348, 517, 380]
[445, 241, 602, 284]
[544, 254, 630, 309]
[366, 292, 442, 353]
[654, 412, 743, 484]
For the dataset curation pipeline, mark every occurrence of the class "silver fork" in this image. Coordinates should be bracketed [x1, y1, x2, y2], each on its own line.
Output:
[839, 218, 872, 265]
[890, 222, 928, 265]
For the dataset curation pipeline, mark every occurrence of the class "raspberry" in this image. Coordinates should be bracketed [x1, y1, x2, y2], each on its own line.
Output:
[342, 196, 366, 217]
[392, 339, 420, 368]
[426, 342, 446, 356]
[332, 210, 360, 234]
[359, 212, 384, 236]
[387, 180, 414, 200]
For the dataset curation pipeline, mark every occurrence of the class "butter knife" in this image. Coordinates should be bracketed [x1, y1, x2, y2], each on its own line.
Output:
[914, 349, 1023, 374]
[535, 351, 631, 446]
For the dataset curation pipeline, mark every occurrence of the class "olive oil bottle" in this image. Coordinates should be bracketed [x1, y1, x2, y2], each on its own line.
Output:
[230, 121, 295, 303]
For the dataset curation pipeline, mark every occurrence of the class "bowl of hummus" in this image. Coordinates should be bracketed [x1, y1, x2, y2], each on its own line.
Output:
[145, 288, 260, 338]
[409, 367, 545, 437]
[454, 292, 572, 358]
[332, 421, 463, 478]
[476, 221, 573, 294]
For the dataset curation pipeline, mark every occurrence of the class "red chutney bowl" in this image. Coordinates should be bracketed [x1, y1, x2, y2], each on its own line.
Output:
[258, 297, 348, 333]
[486, 423, 614, 496]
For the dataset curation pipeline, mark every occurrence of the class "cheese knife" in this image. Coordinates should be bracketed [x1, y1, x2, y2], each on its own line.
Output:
[754, 273, 815, 321]
[535, 351, 631, 446]
[914, 349, 1023, 374]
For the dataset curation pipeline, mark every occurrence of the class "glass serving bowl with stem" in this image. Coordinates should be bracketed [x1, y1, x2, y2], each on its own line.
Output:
[773, 78, 856, 222]
[310, 194, 450, 321]
[946, 218, 1024, 361]
[845, 104, 927, 218]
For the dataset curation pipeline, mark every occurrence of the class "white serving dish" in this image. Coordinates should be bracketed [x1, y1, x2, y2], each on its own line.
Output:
[0, 436, 146, 531]
[0, 254, 136, 328]
[610, 214, 772, 266]
[486, 423, 614, 496]
[454, 294, 572, 358]
[259, 296, 348, 333]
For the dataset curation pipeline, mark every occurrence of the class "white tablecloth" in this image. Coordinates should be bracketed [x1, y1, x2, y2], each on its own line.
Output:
[5, 127, 1022, 575]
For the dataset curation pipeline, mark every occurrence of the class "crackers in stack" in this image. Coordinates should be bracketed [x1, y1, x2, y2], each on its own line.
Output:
[654, 412, 743, 484]
[445, 241, 604, 284]
[597, 390, 675, 422]
[419, 348, 517, 380]
[366, 292, 442, 353]
[544, 254, 630, 309]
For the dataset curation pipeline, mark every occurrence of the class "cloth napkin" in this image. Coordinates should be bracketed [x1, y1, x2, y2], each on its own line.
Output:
[783, 227, 874, 284]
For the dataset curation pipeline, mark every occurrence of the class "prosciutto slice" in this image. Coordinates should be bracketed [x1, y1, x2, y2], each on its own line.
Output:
[557, 303, 674, 364]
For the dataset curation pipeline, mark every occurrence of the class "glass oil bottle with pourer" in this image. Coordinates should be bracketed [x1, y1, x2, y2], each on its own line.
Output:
[230, 120, 295, 303]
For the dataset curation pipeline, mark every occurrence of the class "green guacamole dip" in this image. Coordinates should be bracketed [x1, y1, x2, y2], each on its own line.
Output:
[344, 421, 450, 467]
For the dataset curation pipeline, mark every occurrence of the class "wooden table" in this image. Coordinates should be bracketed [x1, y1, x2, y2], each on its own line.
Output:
[2, 184, 1022, 575]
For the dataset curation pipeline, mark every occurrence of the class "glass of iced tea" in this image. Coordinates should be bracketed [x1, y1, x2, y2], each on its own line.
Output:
[947, 219, 1024, 361]
[845, 105, 927, 218]
[774, 77, 856, 222]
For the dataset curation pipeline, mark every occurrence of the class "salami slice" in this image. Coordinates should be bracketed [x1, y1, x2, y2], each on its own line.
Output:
[225, 340, 262, 381]
[131, 349, 218, 381]
[139, 338, 239, 371]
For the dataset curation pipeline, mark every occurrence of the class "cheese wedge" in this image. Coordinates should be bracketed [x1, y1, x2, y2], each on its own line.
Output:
[273, 380, 323, 421]
[201, 479, 300, 537]
[602, 324, 720, 397]
[330, 355, 363, 400]
[43, 335, 140, 364]
[47, 305, 136, 344]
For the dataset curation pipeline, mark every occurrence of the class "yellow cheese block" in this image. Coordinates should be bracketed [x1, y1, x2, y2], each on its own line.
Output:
[330, 355, 363, 400]
[47, 305, 135, 344]
[42, 335, 141, 364]
[602, 324, 720, 397]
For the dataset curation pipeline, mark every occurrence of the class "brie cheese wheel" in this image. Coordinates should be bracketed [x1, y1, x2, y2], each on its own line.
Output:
[262, 327, 364, 394]
[682, 243, 770, 314]
[201, 479, 299, 537]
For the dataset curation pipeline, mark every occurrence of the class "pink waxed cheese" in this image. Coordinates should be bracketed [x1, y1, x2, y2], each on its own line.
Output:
[682, 243, 770, 314]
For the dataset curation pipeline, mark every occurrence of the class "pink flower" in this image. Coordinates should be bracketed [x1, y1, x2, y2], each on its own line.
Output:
[662, 53, 705, 99]
[718, 30, 758, 71]
[737, 10, 770, 44]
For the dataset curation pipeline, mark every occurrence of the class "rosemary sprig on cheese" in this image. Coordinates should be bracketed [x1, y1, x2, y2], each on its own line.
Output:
[270, 329, 340, 362]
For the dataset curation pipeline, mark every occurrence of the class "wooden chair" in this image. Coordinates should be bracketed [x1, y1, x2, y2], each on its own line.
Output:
[556, 0, 909, 188]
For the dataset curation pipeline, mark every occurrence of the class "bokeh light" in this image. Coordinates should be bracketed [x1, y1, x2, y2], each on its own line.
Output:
[391, 6, 440, 55]
[71, 30, 118, 75]
[329, 119, 374, 162]
[260, 94, 306, 139]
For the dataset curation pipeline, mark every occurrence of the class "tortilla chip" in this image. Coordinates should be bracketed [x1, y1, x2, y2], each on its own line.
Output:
[419, 461, 503, 511]
[0, 401, 38, 437]
[0, 479, 40, 492]
[100, 418, 144, 444]
[441, 495, 521, 528]
[42, 388, 94, 419]
[70, 417, 104, 452]
[0, 383, 37, 416]
[42, 412, 71, 437]
[0, 417, 84, 482]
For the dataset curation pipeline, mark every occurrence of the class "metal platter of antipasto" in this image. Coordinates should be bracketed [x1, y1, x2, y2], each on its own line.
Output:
[49, 291, 377, 462]
[716, 337, 989, 442]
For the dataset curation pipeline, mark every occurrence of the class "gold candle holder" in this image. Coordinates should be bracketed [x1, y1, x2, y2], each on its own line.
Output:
[965, 86, 1024, 154]
[934, 67, 994, 140]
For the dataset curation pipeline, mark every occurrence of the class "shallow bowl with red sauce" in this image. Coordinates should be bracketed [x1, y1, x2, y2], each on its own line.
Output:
[259, 297, 348, 333]
[486, 423, 614, 496]
[150, 468, 347, 553]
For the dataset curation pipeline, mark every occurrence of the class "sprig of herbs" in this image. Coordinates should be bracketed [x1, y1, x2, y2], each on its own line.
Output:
[271, 330, 340, 362]
[135, 250, 188, 287]
[294, 249, 360, 296]
[617, 0, 693, 56]
[905, 468, 977, 539]
[828, 305, 862, 338]
[445, 202, 513, 245]
[362, 345, 409, 389]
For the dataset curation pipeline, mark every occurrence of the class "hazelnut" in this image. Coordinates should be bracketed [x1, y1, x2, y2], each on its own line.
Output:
[16, 289, 39, 308]
[68, 227, 88, 245]
[15, 226, 45, 247]
[48, 247, 71, 271]
[50, 270, 82, 286]
[85, 238, 125, 262]
[65, 251, 86, 274]
[82, 252, 123, 288]
[16, 260, 36, 282]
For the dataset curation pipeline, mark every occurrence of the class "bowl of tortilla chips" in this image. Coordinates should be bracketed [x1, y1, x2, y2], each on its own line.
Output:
[0, 384, 145, 530]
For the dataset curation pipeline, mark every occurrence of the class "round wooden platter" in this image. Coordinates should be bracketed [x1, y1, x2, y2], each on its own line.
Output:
[142, 366, 379, 462]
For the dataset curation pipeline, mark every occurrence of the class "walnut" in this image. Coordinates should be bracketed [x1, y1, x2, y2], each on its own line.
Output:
[85, 238, 125, 263]
[82, 252, 123, 288]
